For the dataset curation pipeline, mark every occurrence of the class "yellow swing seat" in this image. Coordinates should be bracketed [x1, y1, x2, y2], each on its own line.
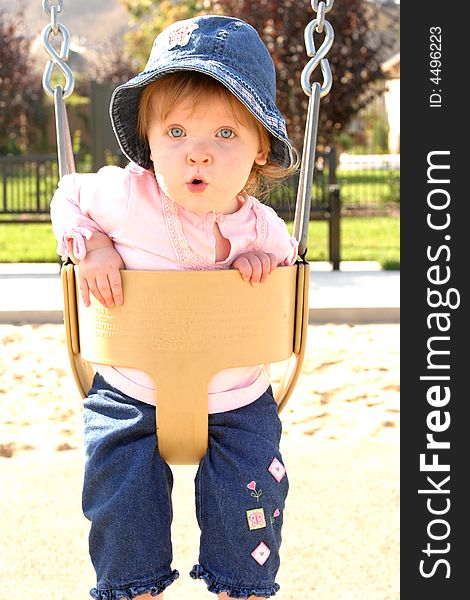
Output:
[62, 261, 309, 464]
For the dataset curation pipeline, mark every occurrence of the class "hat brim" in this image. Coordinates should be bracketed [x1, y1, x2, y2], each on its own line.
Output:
[110, 60, 294, 170]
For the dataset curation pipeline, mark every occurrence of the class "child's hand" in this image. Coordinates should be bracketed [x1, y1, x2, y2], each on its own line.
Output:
[78, 246, 124, 308]
[232, 251, 277, 286]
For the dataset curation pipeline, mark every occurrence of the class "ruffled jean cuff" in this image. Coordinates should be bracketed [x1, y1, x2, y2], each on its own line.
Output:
[90, 569, 179, 599]
[190, 564, 280, 598]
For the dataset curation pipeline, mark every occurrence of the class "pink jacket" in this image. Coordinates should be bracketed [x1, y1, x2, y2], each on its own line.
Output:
[51, 162, 298, 413]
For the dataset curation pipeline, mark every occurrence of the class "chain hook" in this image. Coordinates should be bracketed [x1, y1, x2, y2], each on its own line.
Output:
[41, 0, 74, 99]
[301, 19, 334, 97]
[42, 21, 75, 98]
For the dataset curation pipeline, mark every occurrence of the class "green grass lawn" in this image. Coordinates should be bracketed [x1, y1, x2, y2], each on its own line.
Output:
[0, 223, 60, 262]
[0, 215, 400, 269]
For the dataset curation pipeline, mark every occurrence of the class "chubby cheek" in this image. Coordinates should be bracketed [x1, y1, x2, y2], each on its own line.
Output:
[232, 162, 255, 191]
[152, 155, 177, 188]
[219, 150, 253, 186]
[152, 168, 173, 198]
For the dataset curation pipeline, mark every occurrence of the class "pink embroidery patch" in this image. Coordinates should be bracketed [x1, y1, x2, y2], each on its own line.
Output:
[247, 481, 257, 491]
[251, 542, 271, 566]
[273, 509, 281, 518]
[268, 458, 286, 483]
[166, 23, 199, 49]
[246, 508, 267, 531]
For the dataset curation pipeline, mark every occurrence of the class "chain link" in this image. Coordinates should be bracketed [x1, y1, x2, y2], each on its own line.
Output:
[50, 4, 59, 34]
[316, 1, 326, 34]
[42, 0, 63, 15]
[312, 0, 334, 14]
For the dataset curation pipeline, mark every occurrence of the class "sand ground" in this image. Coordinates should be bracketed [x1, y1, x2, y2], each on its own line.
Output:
[0, 323, 399, 599]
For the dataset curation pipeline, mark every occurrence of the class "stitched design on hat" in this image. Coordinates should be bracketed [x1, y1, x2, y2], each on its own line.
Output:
[268, 457, 286, 483]
[246, 508, 267, 531]
[166, 23, 199, 49]
[219, 71, 287, 137]
[251, 542, 271, 566]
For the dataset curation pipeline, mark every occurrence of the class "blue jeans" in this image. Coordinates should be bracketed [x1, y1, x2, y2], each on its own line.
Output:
[83, 374, 288, 599]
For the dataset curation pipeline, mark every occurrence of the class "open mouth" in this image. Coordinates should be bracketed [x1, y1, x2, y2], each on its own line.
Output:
[187, 178, 208, 193]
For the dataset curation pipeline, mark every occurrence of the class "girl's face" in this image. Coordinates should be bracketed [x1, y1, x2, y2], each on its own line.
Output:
[147, 96, 267, 215]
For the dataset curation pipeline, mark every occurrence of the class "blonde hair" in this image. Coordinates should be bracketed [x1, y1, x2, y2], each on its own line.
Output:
[137, 72, 298, 196]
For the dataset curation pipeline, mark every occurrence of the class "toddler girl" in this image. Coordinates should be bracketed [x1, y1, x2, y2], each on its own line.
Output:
[51, 15, 298, 600]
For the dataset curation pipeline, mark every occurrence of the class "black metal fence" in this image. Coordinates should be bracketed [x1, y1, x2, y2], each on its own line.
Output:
[0, 149, 339, 219]
[0, 150, 400, 219]
[336, 153, 400, 209]
[268, 148, 341, 268]
[0, 154, 59, 221]
[0, 148, 341, 265]
[0, 149, 399, 268]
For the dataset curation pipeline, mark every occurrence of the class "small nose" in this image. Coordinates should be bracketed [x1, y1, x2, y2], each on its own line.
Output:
[186, 144, 212, 166]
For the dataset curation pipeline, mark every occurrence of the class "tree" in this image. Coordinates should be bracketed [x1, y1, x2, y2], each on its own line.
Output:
[120, 0, 204, 66]
[210, 0, 393, 150]
[88, 45, 137, 87]
[0, 10, 44, 153]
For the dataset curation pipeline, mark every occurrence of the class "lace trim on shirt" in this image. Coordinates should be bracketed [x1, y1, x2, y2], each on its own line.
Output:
[245, 199, 268, 253]
[162, 190, 266, 268]
[161, 192, 209, 270]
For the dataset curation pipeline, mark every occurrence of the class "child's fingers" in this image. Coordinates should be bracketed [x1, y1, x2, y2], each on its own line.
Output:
[247, 254, 263, 285]
[86, 277, 108, 308]
[79, 272, 107, 307]
[78, 275, 91, 307]
[108, 270, 123, 306]
[233, 253, 277, 285]
[95, 274, 116, 308]
[256, 252, 275, 283]
[267, 253, 277, 273]
[233, 256, 253, 282]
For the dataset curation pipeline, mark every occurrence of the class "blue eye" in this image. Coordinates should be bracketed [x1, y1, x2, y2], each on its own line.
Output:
[169, 127, 185, 138]
[218, 128, 235, 139]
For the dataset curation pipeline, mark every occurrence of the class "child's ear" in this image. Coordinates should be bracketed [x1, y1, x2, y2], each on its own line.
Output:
[254, 149, 268, 166]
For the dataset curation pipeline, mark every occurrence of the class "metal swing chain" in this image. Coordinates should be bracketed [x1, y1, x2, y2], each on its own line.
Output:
[294, 0, 335, 259]
[41, 0, 76, 178]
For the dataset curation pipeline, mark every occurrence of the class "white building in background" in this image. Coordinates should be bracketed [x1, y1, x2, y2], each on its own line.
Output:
[382, 53, 400, 154]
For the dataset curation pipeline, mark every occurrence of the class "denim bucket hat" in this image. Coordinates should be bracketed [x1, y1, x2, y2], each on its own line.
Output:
[110, 15, 294, 170]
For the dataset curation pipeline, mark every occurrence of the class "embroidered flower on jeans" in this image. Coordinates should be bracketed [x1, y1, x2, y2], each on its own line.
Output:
[270, 508, 281, 525]
[247, 480, 262, 501]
